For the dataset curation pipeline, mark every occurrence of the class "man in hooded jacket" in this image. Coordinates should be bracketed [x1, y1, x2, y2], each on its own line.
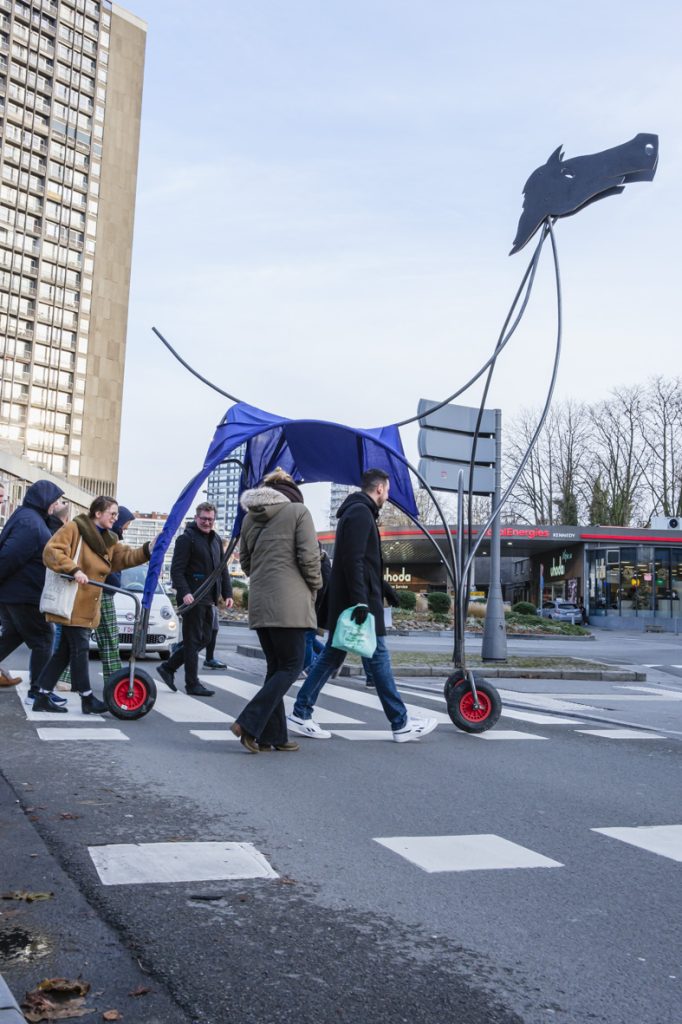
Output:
[0, 479, 66, 691]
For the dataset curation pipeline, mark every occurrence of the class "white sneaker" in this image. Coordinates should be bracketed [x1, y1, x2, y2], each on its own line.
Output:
[286, 712, 332, 739]
[392, 716, 438, 743]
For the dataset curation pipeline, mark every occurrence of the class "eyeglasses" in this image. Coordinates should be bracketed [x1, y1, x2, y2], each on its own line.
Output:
[197, 516, 215, 524]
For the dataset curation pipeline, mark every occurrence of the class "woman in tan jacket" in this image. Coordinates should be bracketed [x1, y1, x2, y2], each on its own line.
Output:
[230, 469, 321, 752]
[33, 496, 153, 715]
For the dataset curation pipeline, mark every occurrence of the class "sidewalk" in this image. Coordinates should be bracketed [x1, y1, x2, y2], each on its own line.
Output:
[0, 770, 190, 1024]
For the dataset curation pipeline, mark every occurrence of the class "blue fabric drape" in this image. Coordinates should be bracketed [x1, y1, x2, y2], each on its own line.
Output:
[143, 402, 417, 608]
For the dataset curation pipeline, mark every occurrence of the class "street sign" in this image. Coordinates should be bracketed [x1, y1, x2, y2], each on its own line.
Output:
[417, 399, 498, 496]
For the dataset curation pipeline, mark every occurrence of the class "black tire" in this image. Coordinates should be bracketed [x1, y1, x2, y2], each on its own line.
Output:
[103, 667, 157, 720]
[444, 671, 502, 733]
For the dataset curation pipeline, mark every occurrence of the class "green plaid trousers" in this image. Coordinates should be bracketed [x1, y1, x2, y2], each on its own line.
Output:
[58, 591, 122, 684]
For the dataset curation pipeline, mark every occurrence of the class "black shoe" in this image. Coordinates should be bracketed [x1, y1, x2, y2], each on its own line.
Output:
[157, 664, 177, 692]
[32, 692, 68, 714]
[81, 694, 108, 715]
[203, 658, 227, 669]
[185, 683, 215, 697]
[365, 679, 375, 688]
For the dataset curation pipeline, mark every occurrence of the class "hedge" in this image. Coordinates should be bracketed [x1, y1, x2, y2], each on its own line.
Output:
[427, 591, 452, 614]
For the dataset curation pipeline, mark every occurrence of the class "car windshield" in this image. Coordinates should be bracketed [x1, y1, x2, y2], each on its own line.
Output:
[557, 602, 578, 610]
[119, 565, 162, 595]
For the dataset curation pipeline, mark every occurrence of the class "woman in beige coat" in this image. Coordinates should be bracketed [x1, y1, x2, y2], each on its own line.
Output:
[33, 495, 153, 715]
[231, 469, 322, 753]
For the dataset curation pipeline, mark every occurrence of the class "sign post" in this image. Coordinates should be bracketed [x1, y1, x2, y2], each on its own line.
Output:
[418, 400, 507, 662]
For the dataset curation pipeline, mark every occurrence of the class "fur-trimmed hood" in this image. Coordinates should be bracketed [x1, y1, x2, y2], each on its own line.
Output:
[240, 485, 290, 521]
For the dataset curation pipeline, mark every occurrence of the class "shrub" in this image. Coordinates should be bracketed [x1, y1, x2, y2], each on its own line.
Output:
[467, 601, 486, 619]
[240, 588, 249, 610]
[511, 601, 538, 617]
[397, 590, 417, 611]
[427, 591, 452, 614]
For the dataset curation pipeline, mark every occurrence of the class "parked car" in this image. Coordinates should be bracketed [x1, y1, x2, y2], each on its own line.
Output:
[536, 599, 582, 624]
[89, 564, 179, 659]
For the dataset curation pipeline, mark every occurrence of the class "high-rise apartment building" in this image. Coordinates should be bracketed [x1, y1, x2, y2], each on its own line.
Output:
[0, 0, 146, 499]
[206, 444, 246, 538]
[329, 482, 355, 527]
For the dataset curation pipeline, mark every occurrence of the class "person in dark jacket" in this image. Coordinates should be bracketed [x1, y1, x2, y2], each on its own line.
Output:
[289, 469, 437, 743]
[158, 502, 233, 697]
[0, 479, 66, 691]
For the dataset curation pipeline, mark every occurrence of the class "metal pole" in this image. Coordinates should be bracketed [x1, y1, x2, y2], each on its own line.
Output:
[482, 409, 507, 660]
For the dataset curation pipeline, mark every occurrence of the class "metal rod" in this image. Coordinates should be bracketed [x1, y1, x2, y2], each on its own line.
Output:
[152, 327, 242, 403]
[461, 217, 563, 580]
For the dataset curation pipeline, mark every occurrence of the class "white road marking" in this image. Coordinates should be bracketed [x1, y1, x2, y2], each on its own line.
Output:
[288, 678, 453, 724]
[471, 730, 547, 741]
[152, 690, 235, 723]
[397, 686, 579, 725]
[213, 675, 364, 724]
[591, 825, 682, 863]
[190, 730, 239, 741]
[37, 728, 128, 741]
[15, 678, 107, 721]
[88, 841, 279, 885]
[497, 689, 597, 712]
[575, 728, 664, 740]
[331, 730, 395, 741]
[373, 834, 563, 872]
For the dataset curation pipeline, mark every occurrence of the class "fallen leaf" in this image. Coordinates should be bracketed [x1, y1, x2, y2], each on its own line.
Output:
[1, 890, 54, 902]
[102, 1011, 121, 1021]
[38, 978, 91, 997]
[21, 991, 94, 1021]
[58, 813, 80, 820]
[278, 876, 296, 885]
[128, 986, 150, 997]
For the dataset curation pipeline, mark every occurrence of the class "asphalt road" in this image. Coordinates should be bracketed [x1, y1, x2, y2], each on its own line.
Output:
[1, 629, 680, 1024]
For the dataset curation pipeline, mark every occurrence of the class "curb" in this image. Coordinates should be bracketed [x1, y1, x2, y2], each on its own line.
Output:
[0, 974, 23, 1024]
[233, 645, 645, 682]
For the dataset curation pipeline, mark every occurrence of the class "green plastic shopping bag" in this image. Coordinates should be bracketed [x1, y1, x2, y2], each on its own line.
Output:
[331, 605, 377, 658]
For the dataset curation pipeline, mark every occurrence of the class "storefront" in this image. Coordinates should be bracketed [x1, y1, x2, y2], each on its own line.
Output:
[319, 522, 682, 629]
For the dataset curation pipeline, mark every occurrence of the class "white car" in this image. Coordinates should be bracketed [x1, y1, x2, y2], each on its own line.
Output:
[537, 600, 582, 625]
[89, 564, 179, 659]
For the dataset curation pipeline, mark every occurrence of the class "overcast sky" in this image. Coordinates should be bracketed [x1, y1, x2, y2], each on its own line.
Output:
[116, 0, 682, 528]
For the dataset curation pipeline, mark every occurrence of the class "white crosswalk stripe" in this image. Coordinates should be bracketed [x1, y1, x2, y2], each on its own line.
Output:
[210, 675, 365, 724]
[575, 728, 664, 740]
[374, 834, 563, 872]
[37, 727, 128, 741]
[591, 825, 682, 863]
[88, 841, 278, 885]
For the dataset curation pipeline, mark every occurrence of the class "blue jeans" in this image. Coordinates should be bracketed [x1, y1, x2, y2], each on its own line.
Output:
[303, 629, 325, 670]
[293, 636, 407, 731]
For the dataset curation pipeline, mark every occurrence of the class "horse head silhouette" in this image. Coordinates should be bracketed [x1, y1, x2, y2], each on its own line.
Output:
[511, 133, 658, 254]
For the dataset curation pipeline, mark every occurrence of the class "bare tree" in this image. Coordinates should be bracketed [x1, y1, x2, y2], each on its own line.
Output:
[586, 386, 648, 526]
[638, 376, 682, 521]
[503, 401, 590, 524]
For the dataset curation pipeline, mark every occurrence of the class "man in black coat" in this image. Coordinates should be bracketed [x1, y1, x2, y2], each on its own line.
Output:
[289, 469, 437, 743]
[158, 502, 233, 697]
[0, 479, 66, 692]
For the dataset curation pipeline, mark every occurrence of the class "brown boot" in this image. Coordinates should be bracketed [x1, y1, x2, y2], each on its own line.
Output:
[0, 669, 21, 687]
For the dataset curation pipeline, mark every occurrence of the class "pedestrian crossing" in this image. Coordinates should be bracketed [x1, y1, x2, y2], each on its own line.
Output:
[8, 671, 673, 746]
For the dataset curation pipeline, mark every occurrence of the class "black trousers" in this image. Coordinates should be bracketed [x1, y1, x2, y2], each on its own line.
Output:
[165, 604, 213, 689]
[236, 628, 306, 746]
[34, 625, 91, 694]
[0, 602, 54, 685]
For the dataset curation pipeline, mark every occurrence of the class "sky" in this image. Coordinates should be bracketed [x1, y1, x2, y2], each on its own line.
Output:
[116, 0, 682, 528]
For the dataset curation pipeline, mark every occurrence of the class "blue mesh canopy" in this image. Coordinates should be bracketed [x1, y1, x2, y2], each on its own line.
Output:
[143, 401, 417, 607]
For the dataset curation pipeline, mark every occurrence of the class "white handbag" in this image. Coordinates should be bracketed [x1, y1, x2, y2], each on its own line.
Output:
[40, 538, 83, 619]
